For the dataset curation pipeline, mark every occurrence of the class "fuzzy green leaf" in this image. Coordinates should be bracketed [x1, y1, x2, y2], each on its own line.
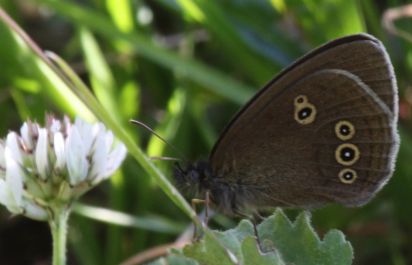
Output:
[183, 231, 236, 265]
[258, 209, 353, 265]
[241, 236, 285, 265]
[155, 210, 353, 265]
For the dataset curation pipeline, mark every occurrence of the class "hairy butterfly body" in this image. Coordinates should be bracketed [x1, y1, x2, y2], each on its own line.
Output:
[174, 33, 399, 215]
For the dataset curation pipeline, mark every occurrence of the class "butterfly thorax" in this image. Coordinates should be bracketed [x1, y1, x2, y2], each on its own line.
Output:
[174, 161, 248, 215]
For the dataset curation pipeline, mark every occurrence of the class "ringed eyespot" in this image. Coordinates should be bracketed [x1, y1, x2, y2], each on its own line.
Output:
[335, 143, 360, 166]
[294, 95, 307, 105]
[294, 104, 316, 125]
[335, 120, 355, 141]
[294, 95, 316, 125]
[338, 168, 357, 184]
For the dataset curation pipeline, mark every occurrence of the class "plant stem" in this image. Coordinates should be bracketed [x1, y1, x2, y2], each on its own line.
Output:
[50, 207, 70, 265]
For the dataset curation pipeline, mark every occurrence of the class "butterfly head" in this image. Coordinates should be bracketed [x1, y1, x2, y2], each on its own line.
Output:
[173, 160, 214, 197]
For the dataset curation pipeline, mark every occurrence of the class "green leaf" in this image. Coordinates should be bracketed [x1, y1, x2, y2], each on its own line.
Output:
[72, 203, 185, 234]
[156, 210, 353, 265]
[183, 231, 236, 265]
[241, 236, 284, 265]
[79, 27, 121, 122]
[213, 220, 255, 261]
[258, 210, 353, 265]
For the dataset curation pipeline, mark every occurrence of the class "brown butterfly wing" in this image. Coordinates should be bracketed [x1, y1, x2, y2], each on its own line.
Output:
[209, 35, 398, 208]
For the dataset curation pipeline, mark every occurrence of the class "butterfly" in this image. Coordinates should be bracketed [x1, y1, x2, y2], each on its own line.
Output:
[174, 33, 399, 216]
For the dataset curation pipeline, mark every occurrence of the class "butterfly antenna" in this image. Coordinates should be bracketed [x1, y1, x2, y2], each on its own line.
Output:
[129, 119, 188, 162]
[149, 156, 181, 162]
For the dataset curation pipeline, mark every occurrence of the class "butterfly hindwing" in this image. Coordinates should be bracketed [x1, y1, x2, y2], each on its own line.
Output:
[209, 34, 398, 209]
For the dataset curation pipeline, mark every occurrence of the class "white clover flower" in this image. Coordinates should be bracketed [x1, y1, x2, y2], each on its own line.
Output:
[0, 115, 127, 220]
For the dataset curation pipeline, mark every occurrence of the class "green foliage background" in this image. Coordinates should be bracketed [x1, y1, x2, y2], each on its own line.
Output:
[0, 0, 411, 264]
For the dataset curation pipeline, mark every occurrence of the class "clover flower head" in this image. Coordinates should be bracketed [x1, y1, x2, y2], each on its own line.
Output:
[0, 115, 127, 220]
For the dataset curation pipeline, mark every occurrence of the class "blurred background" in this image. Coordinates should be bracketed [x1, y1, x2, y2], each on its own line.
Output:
[0, 0, 411, 264]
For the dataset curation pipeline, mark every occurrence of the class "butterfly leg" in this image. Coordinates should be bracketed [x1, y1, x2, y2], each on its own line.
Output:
[191, 191, 211, 225]
[190, 190, 211, 240]
[204, 190, 210, 224]
[252, 212, 264, 252]
[190, 198, 204, 241]
[234, 208, 266, 252]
